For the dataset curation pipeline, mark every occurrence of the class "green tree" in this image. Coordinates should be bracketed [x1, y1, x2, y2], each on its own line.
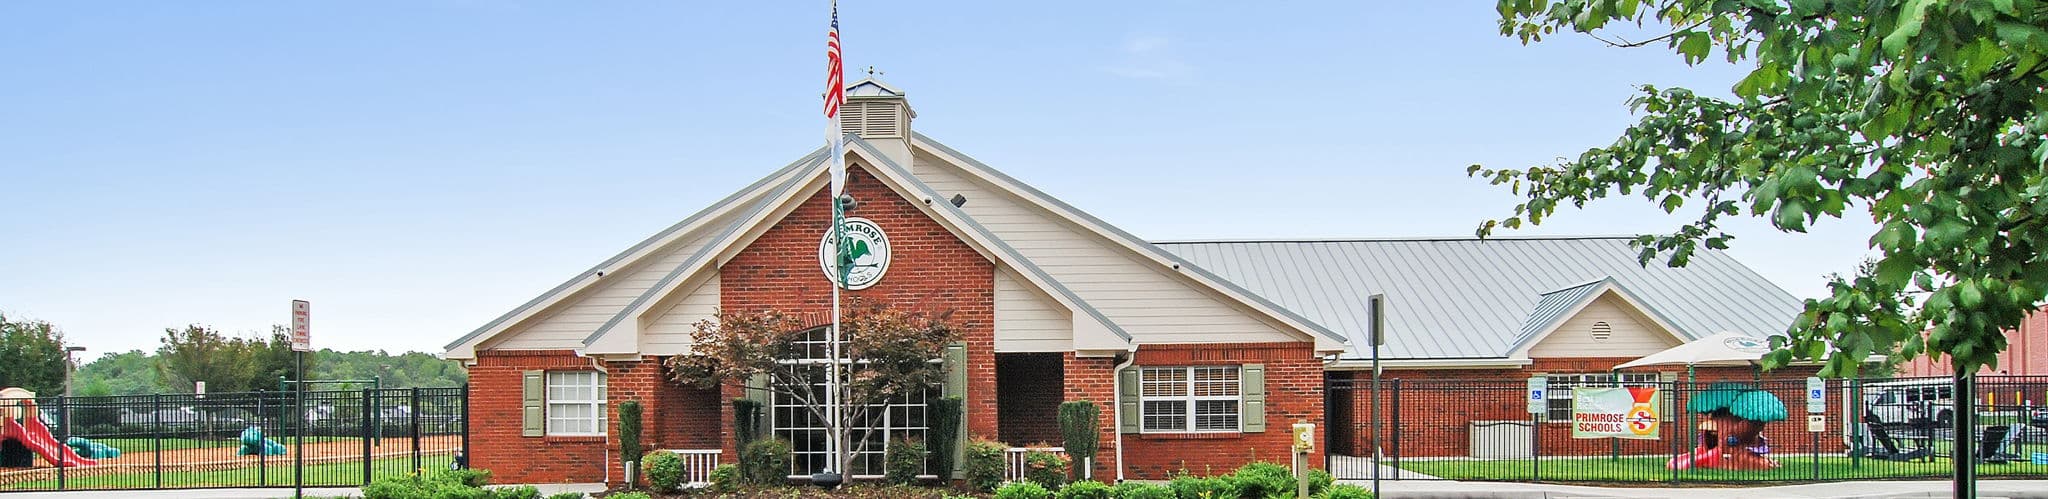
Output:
[1477, 0, 2048, 376]
[74, 350, 159, 395]
[156, 325, 259, 393]
[0, 313, 70, 395]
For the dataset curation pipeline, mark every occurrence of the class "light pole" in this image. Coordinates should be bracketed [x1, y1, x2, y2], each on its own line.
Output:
[63, 346, 85, 430]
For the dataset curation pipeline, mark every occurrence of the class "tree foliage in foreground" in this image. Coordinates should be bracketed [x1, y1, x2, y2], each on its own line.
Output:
[1476, 0, 2048, 376]
[0, 313, 70, 395]
[669, 299, 959, 476]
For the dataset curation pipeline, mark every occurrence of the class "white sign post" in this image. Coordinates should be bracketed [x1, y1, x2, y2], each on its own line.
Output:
[288, 299, 309, 498]
[1527, 376, 1548, 417]
[1805, 376, 1826, 414]
[291, 300, 312, 352]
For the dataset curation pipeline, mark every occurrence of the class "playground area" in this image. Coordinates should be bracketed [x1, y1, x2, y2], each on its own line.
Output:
[1, 386, 466, 492]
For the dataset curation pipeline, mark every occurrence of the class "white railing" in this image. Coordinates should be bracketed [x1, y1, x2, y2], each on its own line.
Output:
[1003, 446, 1066, 483]
[663, 449, 723, 487]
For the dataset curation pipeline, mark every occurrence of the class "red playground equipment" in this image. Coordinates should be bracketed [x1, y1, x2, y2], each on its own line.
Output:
[1, 388, 97, 468]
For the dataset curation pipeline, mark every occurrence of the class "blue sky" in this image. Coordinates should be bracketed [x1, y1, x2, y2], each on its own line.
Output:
[0, 2, 1877, 359]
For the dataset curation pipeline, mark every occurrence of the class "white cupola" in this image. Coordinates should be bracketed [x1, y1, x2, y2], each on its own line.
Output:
[840, 75, 914, 165]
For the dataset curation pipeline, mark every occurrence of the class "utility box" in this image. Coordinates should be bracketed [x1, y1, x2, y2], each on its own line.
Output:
[1470, 420, 1534, 459]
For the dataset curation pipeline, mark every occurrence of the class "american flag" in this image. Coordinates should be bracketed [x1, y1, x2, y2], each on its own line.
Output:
[825, 0, 846, 197]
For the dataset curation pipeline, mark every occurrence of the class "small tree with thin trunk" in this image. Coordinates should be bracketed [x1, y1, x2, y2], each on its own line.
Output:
[667, 298, 959, 480]
[1057, 401, 1099, 480]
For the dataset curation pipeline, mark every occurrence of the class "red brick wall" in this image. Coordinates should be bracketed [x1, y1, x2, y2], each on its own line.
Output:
[1063, 354, 1120, 480]
[468, 351, 720, 484]
[997, 353, 1065, 446]
[716, 165, 998, 462]
[1331, 357, 1848, 460]
[1115, 343, 1325, 480]
[1903, 305, 2048, 377]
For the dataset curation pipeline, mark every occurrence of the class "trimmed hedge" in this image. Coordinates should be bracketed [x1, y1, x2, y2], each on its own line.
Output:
[963, 438, 1007, 492]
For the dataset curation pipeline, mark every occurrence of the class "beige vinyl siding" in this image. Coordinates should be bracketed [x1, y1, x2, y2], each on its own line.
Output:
[642, 275, 721, 354]
[484, 213, 737, 351]
[1527, 294, 1683, 358]
[914, 152, 1295, 344]
[995, 270, 1072, 352]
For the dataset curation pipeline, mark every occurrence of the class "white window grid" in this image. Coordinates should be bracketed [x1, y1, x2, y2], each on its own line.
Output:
[545, 371, 607, 436]
[1545, 373, 1658, 421]
[1140, 366, 1241, 433]
[771, 327, 931, 477]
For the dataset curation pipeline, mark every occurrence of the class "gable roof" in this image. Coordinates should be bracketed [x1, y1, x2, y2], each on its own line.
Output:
[1154, 237, 1803, 360]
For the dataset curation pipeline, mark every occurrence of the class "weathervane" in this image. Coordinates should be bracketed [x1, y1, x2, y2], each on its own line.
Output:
[863, 66, 883, 78]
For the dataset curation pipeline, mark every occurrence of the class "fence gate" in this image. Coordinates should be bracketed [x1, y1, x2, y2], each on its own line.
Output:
[0, 387, 469, 492]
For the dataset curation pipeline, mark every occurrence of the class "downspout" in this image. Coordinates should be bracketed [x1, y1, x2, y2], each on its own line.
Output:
[1111, 349, 1137, 482]
[581, 353, 613, 486]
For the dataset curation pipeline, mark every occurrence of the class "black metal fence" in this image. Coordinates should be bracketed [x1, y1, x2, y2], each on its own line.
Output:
[0, 387, 466, 492]
[1326, 375, 2048, 483]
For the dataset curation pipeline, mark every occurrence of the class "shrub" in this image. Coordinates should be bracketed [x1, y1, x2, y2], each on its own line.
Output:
[1307, 468, 1334, 496]
[733, 398, 763, 447]
[1228, 461, 1293, 499]
[544, 493, 584, 499]
[708, 463, 741, 493]
[1021, 448, 1069, 490]
[489, 485, 539, 499]
[641, 451, 684, 493]
[963, 438, 1007, 492]
[741, 437, 791, 486]
[1167, 475, 1236, 499]
[1319, 484, 1373, 499]
[995, 481, 1054, 499]
[1056, 480, 1114, 499]
[362, 469, 494, 499]
[607, 493, 652, 499]
[928, 396, 964, 478]
[885, 437, 929, 485]
[445, 468, 492, 487]
[1111, 481, 1176, 499]
[617, 400, 642, 475]
[1056, 401, 1099, 479]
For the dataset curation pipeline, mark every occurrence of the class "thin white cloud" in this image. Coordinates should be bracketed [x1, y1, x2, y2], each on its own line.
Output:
[1105, 34, 1193, 83]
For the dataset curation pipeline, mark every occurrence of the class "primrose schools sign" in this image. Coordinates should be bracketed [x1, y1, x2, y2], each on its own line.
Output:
[819, 217, 892, 290]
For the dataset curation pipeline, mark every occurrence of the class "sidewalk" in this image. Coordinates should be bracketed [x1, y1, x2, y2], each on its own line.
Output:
[1361, 479, 2048, 498]
[0, 483, 607, 498]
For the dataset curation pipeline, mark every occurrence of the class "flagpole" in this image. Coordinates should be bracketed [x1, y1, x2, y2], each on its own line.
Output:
[823, 0, 847, 480]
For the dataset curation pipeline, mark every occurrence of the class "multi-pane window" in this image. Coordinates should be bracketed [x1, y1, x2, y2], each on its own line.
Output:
[1545, 373, 1657, 421]
[546, 371, 607, 435]
[771, 327, 931, 477]
[1140, 366, 1241, 433]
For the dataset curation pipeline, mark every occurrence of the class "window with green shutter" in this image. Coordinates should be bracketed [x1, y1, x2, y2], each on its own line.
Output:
[1127, 365, 1264, 433]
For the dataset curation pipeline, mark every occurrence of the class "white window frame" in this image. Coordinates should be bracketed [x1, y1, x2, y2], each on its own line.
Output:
[1139, 366, 1241, 433]
[545, 371, 608, 436]
[771, 326, 932, 478]
[1545, 372, 1657, 421]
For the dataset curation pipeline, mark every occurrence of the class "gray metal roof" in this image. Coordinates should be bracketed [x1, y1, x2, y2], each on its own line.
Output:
[1519, 278, 1611, 343]
[1154, 237, 1806, 360]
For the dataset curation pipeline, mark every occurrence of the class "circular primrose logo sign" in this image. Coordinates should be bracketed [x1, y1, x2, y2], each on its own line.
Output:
[1721, 336, 1771, 354]
[818, 217, 892, 290]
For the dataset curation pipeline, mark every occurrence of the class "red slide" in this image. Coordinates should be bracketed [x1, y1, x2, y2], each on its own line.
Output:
[1, 408, 96, 467]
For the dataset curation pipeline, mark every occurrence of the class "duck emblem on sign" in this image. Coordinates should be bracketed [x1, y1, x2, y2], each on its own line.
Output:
[819, 217, 891, 290]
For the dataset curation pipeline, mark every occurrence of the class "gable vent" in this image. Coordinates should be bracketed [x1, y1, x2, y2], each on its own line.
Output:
[1590, 321, 1613, 342]
[841, 100, 905, 138]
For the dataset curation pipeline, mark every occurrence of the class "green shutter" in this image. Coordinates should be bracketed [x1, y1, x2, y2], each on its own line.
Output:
[1117, 365, 1140, 434]
[944, 342, 968, 399]
[1241, 364, 1266, 433]
[521, 370, 545, 437]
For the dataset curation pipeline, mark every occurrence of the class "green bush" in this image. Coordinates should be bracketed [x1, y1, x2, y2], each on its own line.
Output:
[1056, 480, 1114, 499]
[995, 481, 1054, 499]
[445, 468, 492, 487]
[1022, 449, 1069, 490]
[543, 493, 584, 499]
[708, 463, 741, 493]
[607, 492, 652, 499]
[963, 438, 1008, 492]
[1111, 481, 1176, 499]
[1056, 401, 1100, 478]
[928, 396, 964, 478]
[733, 398, 764, 447]
[1307, 468, 1334, 496]
[885, 437, 929, 485]
[488, 485, 539, 499]
[1167, 475, 1236, 499]
[1228, 461, 1293, 499]
[362, 469, 496, 499]
[641, 451, 684, 493]
[617, 400, 643, 474]
[741, 437, 791, 486]
[1319, 484, 1373, 499]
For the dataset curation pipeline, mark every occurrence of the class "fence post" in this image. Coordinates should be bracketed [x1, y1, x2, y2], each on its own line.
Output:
[1529, 410, 1540, 482]
[153, 393, 163, 489]
[1848, 378, 1863, 469]
[411, 387, 422, 473]
[55, 395, 66, 490]
[362, 388, 374, 485]
[461, 385, 471, 470]
[1390, 378, 1402, 477]
[258, 393, 267, 486]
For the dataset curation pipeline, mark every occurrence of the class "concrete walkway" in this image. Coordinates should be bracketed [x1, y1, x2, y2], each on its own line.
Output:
[1353, 479, 2048, 498]
[0, 483, 607, 498]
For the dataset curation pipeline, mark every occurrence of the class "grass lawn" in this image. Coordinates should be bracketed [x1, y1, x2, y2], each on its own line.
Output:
[1398, 453, 2048, 483]
[3, 454, 451, 490]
